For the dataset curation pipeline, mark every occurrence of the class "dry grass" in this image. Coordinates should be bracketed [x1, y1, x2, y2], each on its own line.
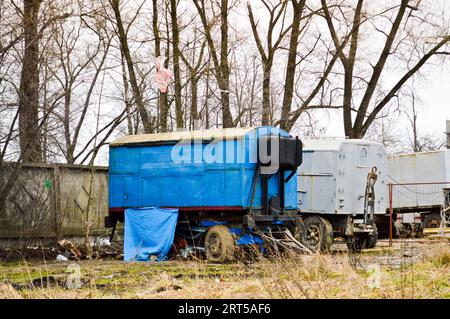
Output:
[0, 242, 448, 299]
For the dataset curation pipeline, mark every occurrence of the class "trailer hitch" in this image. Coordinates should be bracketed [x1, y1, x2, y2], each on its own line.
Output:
[363, 167, 378, 225]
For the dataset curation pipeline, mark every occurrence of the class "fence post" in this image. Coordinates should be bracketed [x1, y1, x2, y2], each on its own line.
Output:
[52, 164, 62, 241]
[388, 183, 393, 247]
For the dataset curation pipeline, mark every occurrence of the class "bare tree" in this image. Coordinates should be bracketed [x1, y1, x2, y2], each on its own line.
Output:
[1, 0, 449, 172]
[17, 0, 72, 162]
[109, 0, 153, 133]
[180, 35, 207, 130]
[169, 0, 184, 129]
[192, 0, 233, 128]
[279, 0, 306, 130]
[230, 53, 261, 127]
[321, 0, 450, 138]
[407, 92, 420, 152]
[404, 92, 445, 152]
[45, 12, 113, 163]
[152, 0, 170, 132]
[247, 0, 292, 125]
[271, 2, 342, 132]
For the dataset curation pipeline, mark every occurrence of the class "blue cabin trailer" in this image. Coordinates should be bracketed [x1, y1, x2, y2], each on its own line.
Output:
[106, 127, 303, 262]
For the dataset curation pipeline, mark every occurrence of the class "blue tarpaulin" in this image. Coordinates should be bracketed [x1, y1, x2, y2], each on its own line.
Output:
[124, 207, 179, 262]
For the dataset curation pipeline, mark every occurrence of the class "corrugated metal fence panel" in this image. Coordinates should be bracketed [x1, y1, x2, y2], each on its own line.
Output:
[0, 164, 108, 241]
[0, 165, 56, 238]
[57, 166, 109, 237]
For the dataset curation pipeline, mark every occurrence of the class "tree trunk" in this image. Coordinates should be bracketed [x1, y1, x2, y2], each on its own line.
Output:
[411, 93, 419, 152]
[190, 77, 199, 129]
[192, 0, 233, 128]
[160, 48, 170, 132]
[64, 85, 75, 164]
[204, 68, 210, 128]
[220, 0, 232, 128]
[280, 0, 304, 131]
[247, 0, 291, 128]
[19, 0, 43, 163]
[111, 0, 152, 133]
[120, 52, 134, 135]
[262, 63, 272, 126]
[170, 0, 183, 129]
[152, 0, 169, 132]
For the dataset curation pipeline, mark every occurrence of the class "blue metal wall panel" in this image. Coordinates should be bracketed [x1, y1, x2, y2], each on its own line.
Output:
[284, 170, 297, 209]
[109, 127, 298, 211]
[109, 176, 123, 207]
[110, 146, 140, 174]
[123, 176, 141, 207]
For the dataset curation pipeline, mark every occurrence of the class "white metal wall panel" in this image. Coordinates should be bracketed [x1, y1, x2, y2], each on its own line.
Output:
[298, 139, 388, 215]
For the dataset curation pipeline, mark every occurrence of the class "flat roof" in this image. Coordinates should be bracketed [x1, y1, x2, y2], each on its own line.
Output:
[301, 138, 383, 151]
[110, 127, 257, 147]
[388, 149, 447, 159]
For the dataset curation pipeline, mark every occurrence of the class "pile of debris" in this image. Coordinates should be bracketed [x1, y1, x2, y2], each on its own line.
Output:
[56, 238, 123, 261]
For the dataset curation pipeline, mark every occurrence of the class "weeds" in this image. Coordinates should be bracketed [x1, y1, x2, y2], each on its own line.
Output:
[0, 242, 448, 299]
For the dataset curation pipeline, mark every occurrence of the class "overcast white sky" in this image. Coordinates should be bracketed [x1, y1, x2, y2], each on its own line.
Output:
[239, 0, 450, 143]
[416, 65, 450, 134]
[321, 63, 450, 138]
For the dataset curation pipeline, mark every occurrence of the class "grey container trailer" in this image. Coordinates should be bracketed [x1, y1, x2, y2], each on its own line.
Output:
[387, 149, 450, 232]
[297, 139, 388, 250]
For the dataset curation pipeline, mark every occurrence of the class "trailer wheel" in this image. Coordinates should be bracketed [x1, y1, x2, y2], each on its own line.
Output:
[301, 216, 333, 252]
[422, 213, 441, 229]
[205, 225, 235, 263]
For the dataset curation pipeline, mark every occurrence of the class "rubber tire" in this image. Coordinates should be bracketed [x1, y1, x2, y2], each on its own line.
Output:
[205, 225, 235, 263]
[301, 216, 333, 252]
[422, 213, 441, 229]
[364, 224, 378, 249]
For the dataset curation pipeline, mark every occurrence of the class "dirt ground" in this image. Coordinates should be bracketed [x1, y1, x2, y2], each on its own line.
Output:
[0, 239, 449, 299]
